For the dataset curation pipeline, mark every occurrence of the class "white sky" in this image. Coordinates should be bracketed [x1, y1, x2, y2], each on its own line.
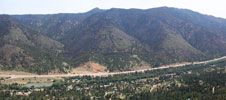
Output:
[0, 0, 226, 18]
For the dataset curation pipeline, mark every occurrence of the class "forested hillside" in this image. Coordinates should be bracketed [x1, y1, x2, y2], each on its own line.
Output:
[0, 15, 69, 74]
[0, 7, 226, 73]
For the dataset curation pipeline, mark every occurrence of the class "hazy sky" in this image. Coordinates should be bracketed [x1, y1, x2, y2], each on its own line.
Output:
[1, 0, 226, 18]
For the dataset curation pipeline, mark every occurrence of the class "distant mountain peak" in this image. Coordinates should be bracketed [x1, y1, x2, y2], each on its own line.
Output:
[92, 7, 101, 10]
[88, 7, 103, 13]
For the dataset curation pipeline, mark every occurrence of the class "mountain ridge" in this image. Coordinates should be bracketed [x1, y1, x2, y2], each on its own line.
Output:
[0, 7, 226, 73]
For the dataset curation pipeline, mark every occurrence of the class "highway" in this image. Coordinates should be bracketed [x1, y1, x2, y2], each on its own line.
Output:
[1, 56, 226, 79]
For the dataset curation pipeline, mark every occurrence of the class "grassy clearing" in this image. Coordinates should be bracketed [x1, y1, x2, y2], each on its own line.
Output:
[0, 77, 62, 85]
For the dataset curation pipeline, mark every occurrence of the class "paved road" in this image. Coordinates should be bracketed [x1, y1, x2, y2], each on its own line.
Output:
[1, 56, 226, 79]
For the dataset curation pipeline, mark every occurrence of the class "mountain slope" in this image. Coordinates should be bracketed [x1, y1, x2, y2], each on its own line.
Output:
[9, 7, 226, 72]
[64, 23, 153, 71]
[0, 15, 69, 74]
[12, 8, 104, 40]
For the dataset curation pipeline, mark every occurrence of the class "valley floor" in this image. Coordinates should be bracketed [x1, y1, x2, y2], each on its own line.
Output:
[1, 55, 226, 99]
[1, 55, 226, 84]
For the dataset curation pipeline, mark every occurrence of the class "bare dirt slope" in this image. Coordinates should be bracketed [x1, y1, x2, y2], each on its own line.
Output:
[71, 62, 108, 74]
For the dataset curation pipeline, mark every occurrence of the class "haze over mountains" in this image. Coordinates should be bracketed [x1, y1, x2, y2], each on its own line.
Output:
[1, 7, 226, 74]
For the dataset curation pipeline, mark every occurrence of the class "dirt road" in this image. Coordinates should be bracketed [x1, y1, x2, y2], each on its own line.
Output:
[1, 56, 226, 79]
